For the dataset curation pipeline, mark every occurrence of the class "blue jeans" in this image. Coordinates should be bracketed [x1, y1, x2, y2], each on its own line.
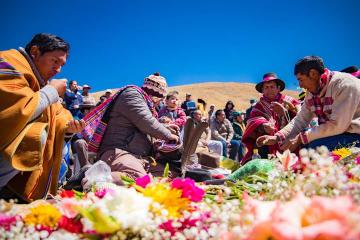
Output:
[306, 133, 360, 151]
[221, 140, 244, 161]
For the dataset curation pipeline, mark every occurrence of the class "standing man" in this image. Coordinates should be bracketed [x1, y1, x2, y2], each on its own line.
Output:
[64, 80, 83, 119]
[181, 93, 197, 116]
[81, 84, 96, 106]
[0, 33, 84, 201]
[241, 72, 300, 163]
[257, 56, 360, 152]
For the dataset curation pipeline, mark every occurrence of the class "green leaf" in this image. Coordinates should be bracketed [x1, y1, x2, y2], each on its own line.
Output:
[163, 163, 170, 178]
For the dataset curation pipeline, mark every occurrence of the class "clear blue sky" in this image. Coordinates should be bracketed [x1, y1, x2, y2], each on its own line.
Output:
[2, 0, 359, 92]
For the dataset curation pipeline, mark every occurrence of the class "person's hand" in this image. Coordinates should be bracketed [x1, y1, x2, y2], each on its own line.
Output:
[256, 135, 277, 147]
[271, 102, 287, 116]
[280, 134, 302, 152]
[66, 119, 85, 133]
[282, 99, 296, 112]
[263, 122, 276, 134]
[169, 134, 179, 143]
[166, 124, 180, 134]
[73, 104, 79, 109]
[49, 79, 67, 97]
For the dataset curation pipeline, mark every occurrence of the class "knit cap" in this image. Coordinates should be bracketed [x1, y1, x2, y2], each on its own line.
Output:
[142, 72, 167, 98]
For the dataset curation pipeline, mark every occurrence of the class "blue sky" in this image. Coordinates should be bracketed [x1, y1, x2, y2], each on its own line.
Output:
[2, 0, 359, 92]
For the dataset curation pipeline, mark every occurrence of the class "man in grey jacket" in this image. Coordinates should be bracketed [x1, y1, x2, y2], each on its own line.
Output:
[210, 109, 242, 161]
[98, 73, 179, 183]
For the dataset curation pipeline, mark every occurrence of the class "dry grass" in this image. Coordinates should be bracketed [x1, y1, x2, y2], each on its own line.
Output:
[91, 82, 299, 111]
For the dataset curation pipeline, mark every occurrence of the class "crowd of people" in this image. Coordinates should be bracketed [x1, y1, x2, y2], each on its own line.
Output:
[1, 32, 360, 202]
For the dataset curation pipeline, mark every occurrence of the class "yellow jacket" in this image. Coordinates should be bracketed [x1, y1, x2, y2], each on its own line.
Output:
[0, 49, 72, 201]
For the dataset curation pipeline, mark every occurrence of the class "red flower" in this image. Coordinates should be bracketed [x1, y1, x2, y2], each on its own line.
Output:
[58, 216, 83, 233]
[59, 190, 75, 198]
[171, 178, 205, 202]
[0, 215, 17, 231]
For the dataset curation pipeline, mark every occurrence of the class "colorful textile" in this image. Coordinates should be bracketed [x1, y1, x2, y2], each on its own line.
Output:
[158, 107, 187, 128]
[0, 49, 72, 201]
[81, 85, 157, 153]
[307, 68, 334, 124]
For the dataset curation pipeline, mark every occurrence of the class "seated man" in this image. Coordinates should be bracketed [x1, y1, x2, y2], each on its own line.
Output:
[83, 72, 179, 183]
[210, 110, 241, 161]
[242, 72, 300, 163]
[192, 110, 223, 157]
[257, 56, 360, 152]
[0, 33, 84, 201]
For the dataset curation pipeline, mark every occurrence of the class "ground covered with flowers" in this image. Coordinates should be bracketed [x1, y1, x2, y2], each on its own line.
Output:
[1, 146, 360, 239]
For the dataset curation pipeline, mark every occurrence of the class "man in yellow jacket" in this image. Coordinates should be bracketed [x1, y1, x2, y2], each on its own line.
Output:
[0, 33, 84, 201]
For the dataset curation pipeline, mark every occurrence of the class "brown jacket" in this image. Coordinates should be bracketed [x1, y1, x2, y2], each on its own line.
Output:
[0, 49, 72, 201]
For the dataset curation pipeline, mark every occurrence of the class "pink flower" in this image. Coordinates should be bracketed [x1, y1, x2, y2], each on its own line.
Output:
[94, 188, 114, 199]
[0, 214, 17, 230]
[135, 175, 151, 188]
[171, 178, 205, 202]
[356, 156, 360, 165]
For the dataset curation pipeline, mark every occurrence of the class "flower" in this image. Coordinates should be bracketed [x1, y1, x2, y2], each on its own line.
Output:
[58, 216, 83, 233]
[171, 178, 205, 202]
[0, 214, 18, 230]
[59, 190, 75, 199]
[23, 203, 62, 229]
[135, 175, 151, 188]
[332, 148, 352, 161]
[142, 183, 190, 218]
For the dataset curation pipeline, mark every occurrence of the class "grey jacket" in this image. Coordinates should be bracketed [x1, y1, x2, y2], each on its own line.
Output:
[99, 87, 172, 156]
[210, 118, 234, 142]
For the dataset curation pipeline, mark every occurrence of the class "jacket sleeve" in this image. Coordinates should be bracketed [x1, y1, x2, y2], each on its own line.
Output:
[174, 109, 187, 127]
[302, 78, 360, 144]
[118, 88, 172, 140]
[210, 120, 226, 142]
[275, 102, 313, 143]
[226, 119, 234, 141]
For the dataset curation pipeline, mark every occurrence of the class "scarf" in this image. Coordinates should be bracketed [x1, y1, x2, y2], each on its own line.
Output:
[81, 85, 157, 153]
[307, 68, 334, 124]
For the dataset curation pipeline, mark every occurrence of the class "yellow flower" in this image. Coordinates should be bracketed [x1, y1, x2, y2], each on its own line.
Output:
[141, 184, 190, 218]
[332, 148, 352, 160]
[23, 203, 62, 228]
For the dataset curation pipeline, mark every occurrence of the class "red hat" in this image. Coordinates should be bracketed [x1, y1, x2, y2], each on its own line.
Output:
[255, 72, 285, 93]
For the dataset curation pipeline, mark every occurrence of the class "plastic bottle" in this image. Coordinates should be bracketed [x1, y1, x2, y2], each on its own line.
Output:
[252, 149, 261, 160]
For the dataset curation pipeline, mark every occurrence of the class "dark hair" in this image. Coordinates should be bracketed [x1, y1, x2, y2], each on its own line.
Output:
[224, 100, 235, 110]
[340, 66, 359, 74]
[25, 33, 70, 56]
[215, 109, 224, 117]
[294, 56, 325, 75]
[166, 91, 179, 100]
[69, 80, 77, 87]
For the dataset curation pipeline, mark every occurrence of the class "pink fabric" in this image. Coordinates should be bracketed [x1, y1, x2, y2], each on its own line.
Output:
[351, 70, 360, 77]
[263, 76, 277, 81]
[158, 107, 187, 128]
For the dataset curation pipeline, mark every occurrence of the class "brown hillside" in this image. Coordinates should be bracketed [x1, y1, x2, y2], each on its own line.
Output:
[92, 82, 300, 111]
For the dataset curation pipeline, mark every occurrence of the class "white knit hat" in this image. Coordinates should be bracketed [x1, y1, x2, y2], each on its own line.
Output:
[142, 72, 167, 98]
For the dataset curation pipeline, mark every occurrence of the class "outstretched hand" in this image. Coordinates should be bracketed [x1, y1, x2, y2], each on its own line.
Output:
[66, 119, 85, 133]
[256, 135, 277, 147]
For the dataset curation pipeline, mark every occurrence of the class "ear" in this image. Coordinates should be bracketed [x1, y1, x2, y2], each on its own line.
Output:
[309, 69, 320, 79]
[29, 46, 40, 60]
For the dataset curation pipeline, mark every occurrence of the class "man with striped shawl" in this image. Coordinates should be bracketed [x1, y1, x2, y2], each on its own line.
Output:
[241, 72, 300, 163]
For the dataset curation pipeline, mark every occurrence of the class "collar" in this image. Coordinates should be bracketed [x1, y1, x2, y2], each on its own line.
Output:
[18, 47, 46, 87]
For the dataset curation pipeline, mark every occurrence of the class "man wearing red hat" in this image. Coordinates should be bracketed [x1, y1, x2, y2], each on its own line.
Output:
[241, 72, 300, 163]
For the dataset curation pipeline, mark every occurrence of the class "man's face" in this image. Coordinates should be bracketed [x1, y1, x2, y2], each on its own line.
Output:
[193, 111, 202, 121]
[31, 46, 67, 81]
[237, 114, 244, 122]
[262, 81, 280, 100]
[83, 87, 90, 94]
[186, 95, 192, 101]
[210, 105, 215, 111]
[70, 81, 78, 91]
[296, 70, 320, 94]
[166, 96, 178, 108]
[105, 92, 111, 98]
[216, 111, 225, 122]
